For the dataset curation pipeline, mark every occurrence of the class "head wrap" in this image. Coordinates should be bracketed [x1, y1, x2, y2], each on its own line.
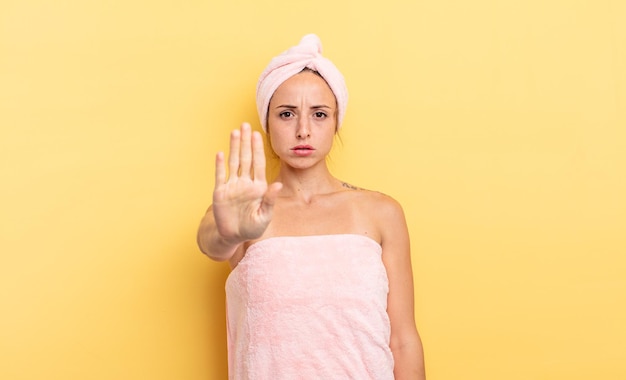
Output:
[256, 34, 348, 133]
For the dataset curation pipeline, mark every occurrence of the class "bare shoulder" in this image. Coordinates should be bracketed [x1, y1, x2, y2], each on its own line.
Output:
[342, 181, 403, 206]
[339, 182, 406, 223]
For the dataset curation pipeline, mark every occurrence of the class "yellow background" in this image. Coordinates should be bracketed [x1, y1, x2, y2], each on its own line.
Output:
[1, 0, 625, 379]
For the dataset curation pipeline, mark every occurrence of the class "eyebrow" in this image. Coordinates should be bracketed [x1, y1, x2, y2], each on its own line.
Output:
[274, 104, 332, 109]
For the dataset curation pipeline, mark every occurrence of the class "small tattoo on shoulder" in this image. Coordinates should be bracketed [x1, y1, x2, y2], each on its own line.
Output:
[342, 182, 360, 190]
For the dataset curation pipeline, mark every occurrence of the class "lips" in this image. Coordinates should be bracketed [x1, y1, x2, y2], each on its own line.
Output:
[291, 145, 315, 156]
[292, 145, 314, 151]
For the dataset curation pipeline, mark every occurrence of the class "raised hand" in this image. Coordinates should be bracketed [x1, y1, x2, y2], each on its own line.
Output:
[211, 123, 283, 246]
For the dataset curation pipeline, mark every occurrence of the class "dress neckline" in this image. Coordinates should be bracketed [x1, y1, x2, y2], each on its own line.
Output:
[246, 233, 381, 252]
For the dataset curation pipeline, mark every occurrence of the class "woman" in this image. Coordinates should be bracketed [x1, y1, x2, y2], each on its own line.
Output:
[198, 34, 425, 379]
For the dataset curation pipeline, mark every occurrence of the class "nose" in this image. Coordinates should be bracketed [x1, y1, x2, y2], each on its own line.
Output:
[296, 116, 310, 139]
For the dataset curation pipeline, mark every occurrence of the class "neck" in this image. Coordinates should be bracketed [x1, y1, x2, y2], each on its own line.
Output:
[275, 163, 340, 202]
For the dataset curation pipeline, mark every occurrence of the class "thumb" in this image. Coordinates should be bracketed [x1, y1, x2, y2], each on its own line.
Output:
[262, 182, 283, 208]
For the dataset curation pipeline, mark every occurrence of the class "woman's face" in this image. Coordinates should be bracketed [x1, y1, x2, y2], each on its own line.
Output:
[266, 70, 338, 170]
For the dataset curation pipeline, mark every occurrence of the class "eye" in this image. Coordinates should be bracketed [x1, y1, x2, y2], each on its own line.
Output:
[314, 111, 327, 119]
[279, 111, 294, 118]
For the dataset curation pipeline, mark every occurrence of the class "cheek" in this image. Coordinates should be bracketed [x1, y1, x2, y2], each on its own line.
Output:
[264, 135, 279, 157]
[268, 132, 285, 151]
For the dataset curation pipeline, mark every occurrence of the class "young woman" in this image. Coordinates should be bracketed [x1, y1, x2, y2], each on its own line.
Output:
[197, 34, 425, 380]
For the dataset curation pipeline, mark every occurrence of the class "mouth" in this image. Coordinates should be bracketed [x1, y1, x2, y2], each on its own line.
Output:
[291, 145, 315, 156]
[291, 145, 314, 151]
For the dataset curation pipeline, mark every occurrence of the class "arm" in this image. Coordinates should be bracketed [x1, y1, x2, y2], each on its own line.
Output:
[197, 123, 282, 261]
[378, 196, 426, 380]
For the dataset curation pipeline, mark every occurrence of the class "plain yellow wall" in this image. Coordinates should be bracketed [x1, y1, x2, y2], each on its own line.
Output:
[1, 0, 625, 379]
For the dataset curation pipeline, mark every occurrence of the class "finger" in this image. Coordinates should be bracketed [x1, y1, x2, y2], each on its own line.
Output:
[239, 123, 253, 178]
[251, 131, 266, 182]
[215, 151, 226, 185]
[228, 129, 241, 180]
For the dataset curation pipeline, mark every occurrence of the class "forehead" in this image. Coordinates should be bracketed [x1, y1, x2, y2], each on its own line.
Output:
[270, 71, 336, 105]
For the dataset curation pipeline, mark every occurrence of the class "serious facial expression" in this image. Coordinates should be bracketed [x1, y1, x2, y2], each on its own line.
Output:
[266, 71, 338, 169]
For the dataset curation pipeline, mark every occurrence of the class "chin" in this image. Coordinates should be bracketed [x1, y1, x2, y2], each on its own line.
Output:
[283, 160, 318, 170]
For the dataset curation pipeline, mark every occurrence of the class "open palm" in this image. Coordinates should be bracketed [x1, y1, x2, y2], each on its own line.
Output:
[212, 123, 282, 245]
